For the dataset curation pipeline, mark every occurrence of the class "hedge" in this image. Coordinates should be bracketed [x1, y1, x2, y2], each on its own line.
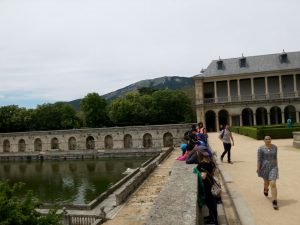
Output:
[231, 124, 300, 140]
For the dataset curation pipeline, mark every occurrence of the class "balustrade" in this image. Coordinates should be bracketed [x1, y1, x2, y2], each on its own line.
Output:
[201, 91, 298, 105]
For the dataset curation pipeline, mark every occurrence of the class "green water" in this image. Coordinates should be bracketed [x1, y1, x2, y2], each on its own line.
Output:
[0, 157, 149, 205]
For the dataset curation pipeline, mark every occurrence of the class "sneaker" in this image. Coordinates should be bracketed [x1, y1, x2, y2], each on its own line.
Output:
[263, 188, 269, 197]
[228, 161, 233, 164]
[220, 157, 223, 162]
[272, 200, 278, 210]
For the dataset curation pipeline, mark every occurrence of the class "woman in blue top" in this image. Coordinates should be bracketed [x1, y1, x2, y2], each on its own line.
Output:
[257, 135, 279, 210]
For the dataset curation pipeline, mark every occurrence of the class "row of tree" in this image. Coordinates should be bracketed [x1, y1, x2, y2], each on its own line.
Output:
[0, 88, 195, 133]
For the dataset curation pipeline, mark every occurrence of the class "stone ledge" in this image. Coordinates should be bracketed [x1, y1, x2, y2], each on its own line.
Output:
[143, 160, 197, 225]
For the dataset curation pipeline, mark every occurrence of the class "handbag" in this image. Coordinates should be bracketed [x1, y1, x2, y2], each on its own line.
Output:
[211, 177, 221, 197]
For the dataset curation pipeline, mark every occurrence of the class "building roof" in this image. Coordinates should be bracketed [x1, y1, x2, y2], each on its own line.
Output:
[200, 51, 300, 77]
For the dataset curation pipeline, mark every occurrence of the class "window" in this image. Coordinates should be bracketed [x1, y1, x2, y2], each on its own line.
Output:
[280, 53, 288, 63]
[217, 60, 223, 70]
[239, 57, 246, 67]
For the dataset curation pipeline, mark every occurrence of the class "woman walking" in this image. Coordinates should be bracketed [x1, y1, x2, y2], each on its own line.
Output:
[257, 135, 279, 210]
[219, 124, 234, 164]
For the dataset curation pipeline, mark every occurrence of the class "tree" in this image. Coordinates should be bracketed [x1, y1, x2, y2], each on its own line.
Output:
[33, 103, 80, 130]
[80, 93, 108, 127]
[0, 180, 62, 225]
[107, 89, 193, 125]
[151, 89, 192, 124]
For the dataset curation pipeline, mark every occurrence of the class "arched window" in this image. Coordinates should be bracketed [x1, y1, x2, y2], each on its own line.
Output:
[86, 136, 95, 150]
[284, 105, 296, 123]
[256, 108, 268, 125]
[51, 137, 59, 149]
[163, 132, 173, 147]
[104, 135, 113, 149]
[205, 110, 216, 132]
[3, 140, 10, 152]
[242, 108, 254, 126]
[143, 133, 153, 148]
[218, 110, 229, 126]
[270, 106, 282, 124]
[124, 134, 133, 149]
[68, 137, 77, 150]
[34, 138, 42, 151]
[18, 139, 26, 152]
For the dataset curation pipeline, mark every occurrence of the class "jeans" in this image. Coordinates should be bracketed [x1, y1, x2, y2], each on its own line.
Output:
[221, 143, 232, 162]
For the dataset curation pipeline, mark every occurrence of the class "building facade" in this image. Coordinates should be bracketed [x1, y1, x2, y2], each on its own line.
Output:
[194, 51, 300, 131]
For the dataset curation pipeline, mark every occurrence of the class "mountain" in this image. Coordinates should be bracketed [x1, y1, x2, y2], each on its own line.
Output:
[68, 76, 193, 110]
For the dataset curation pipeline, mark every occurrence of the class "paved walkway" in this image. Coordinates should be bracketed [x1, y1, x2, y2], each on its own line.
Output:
[103, 149, 180, 225]
[208, 132, 300, 225]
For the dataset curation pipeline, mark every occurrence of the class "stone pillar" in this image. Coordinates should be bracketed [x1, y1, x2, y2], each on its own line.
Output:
[251, 78, 255, 100]
[237, 79, 241, 101]
[227, 80, 231, 102]
[214, 81, 218, 103]
[293, 74, 298, 97]
[265, 77, 269, 99]
[215, 115, 219, 129]
[228, 114, 232, 126]
[279, 75, 283, 98]
[296, 111, 300, 123]
[253, 113, 257, 126]
[281, 111, 285, 124]
[194, 77, 204, 105]
[240, 114, 243, 126]
[197, 108, 205, 125]
[267, 113, 271, 125]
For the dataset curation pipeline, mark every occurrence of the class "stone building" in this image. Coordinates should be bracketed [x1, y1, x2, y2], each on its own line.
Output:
[0, 124, 191, 154]
[194, 51, 300, 131]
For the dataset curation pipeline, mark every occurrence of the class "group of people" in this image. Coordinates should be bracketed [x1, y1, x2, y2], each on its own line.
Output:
[177, 122, 279, 225]
[177, 122, 220, 225]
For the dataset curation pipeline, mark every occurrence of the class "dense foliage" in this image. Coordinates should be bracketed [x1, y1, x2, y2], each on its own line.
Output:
[0, 88, 195, 132]
[107, 89, 194, 125]
[0, 180, 62, 225]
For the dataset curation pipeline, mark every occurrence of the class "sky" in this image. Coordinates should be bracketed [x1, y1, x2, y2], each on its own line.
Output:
[0, 0, 299, 108]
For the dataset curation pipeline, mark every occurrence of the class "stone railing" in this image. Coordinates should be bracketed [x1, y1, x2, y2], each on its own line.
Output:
[202, 91, 299, 105]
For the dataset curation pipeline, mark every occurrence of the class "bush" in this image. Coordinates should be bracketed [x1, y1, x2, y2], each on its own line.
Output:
[0, 180, 62, 225]
[231, 124, 300, 140]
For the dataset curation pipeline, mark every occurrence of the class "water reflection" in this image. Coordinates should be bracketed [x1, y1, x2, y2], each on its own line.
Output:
[0, 157, 148, 204]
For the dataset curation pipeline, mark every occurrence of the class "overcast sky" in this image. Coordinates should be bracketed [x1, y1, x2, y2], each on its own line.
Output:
[0, 0, 299, 108]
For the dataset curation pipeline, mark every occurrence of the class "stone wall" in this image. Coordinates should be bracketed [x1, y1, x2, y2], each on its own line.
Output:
[0, 124, 193, 154]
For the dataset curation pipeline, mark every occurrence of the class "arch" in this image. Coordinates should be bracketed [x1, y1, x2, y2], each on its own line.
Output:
[143, 133, 153, 148]
[284, 105, 296, 123]
[270, 106, 282, 124]
[51, 137, 59, 150]
[18, 139, 26, 152]
[242, 108, 254, 126]
[218, 110, 229, 127]
[124, 134, 133, 149]
[104, 135, 113, 149]
[34, 138, 42, 152]
[68, 137, 77, 150]
[205, 110, 216, 132]
[256, 107, 268, 125]
[3, 139, 10, 152]
[86, 136, 95, 150]
[163, 132, 173, 147]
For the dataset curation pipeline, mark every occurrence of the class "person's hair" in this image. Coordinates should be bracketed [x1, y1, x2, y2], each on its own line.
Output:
[264, 135, 271, 140]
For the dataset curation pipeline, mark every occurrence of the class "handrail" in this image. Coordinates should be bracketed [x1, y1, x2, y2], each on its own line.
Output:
[202, 91, 299, 104]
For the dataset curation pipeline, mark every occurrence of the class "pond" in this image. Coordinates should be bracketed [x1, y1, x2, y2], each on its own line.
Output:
[0, 157, 149, 205]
